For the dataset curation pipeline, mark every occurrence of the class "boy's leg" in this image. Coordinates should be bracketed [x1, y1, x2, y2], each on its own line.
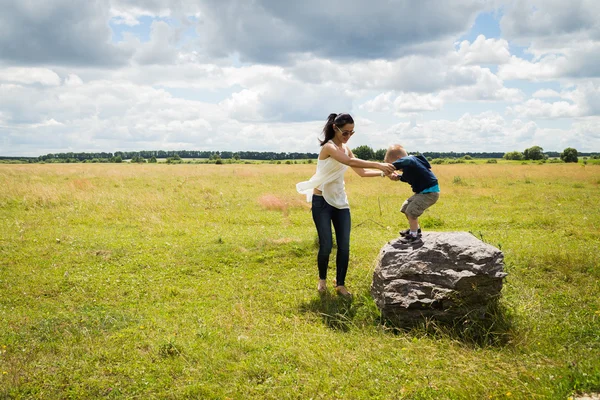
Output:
[400, 195, 420, 236]
[407, 215, 419, 233]
[404, 193, 439, 237]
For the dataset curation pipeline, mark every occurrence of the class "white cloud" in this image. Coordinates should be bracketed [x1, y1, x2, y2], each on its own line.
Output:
[563, 81, 600, 115]
[109, 5, 172, 26]
[571, 117, 600, 144]
[360, 65, 522, 115]
[110, 0, 198, 21]
[456, 35, 511, 65]
[498, 55, 562, 81]
[498, 41, 600, 81]
[440, 66, 524, 102]
[0, 67, 61, 86]
[0, 78, 227, 154]
[507, 99, 579, 119]
[109, 8, 144, 26]
[500, 0, 600, 44]
[509, 119, 538, 142]
[220, 90, 262, 122]
[0, 73, 344, 155]
[360, 93, 394, 113]
[356, 111, 597, 152]
[31, 119, 64, 128]
[64, 74, 84, 87]
[392, 93, 444, 113]
[360, 91, 444, 114]
[132, 21, 180, 65]
[497, 1, 600, 81]
[371, 112, 512, 151]
[219, 75, 352, 122]
[507, 80, 600, 119]
[532, 89, 561, 98]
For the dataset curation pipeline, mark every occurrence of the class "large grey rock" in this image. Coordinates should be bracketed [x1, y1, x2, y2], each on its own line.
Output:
[371, 232, 507, 327]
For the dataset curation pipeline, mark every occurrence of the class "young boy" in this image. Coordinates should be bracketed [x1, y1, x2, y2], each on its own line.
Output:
[384, 144, 440, 243]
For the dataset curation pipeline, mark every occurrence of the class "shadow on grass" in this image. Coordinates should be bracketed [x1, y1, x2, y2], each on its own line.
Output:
[299, 289, 516, 347]
[382, 298, 517, 348]
[299, 291, 356, 332]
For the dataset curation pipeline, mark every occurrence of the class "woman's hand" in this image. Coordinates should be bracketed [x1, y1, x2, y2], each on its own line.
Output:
[378, 163, 396, 175]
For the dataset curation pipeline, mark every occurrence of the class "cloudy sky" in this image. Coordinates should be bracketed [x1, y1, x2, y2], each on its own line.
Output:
[1, 0, 600, 157]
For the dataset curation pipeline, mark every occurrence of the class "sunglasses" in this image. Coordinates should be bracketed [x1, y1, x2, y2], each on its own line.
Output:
[336, 125, 355, 137]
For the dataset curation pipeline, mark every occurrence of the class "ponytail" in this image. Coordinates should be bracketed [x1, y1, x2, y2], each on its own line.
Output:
[319, 113, 354, 146]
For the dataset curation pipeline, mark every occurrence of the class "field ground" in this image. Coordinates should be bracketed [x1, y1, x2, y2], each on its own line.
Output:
[1, 163, 599, 399]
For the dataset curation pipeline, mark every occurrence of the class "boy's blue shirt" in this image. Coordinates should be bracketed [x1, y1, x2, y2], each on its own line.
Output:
[420, 184, 440, 193]
[392, 155, 439, 193]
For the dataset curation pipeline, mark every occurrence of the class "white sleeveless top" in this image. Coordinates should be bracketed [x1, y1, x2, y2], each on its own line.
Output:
[296, 145, 350, 209]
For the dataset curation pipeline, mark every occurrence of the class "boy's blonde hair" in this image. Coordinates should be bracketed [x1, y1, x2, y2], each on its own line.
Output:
[384, 144, 408, 163]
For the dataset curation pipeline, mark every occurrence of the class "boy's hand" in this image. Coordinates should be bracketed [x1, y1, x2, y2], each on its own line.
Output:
[387, 173, 400, 181]
[379, 163, 396, 175]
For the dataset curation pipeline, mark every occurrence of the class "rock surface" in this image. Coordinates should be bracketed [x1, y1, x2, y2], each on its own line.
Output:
[371, 232, 507, 327]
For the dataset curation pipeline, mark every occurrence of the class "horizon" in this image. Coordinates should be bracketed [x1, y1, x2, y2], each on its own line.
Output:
[3, 148, 598, 160]
[2, 1, 600, 156]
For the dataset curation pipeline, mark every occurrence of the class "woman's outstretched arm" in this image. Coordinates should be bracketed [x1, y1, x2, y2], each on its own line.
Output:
[322, 143, 395, 175]
[344, 147, 394, 177]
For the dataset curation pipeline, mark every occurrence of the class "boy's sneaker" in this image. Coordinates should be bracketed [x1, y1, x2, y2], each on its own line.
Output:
[399, 228, 421, 237]
[400, 233, 422, 244]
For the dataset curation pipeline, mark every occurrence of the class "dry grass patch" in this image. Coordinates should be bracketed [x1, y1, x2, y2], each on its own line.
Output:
[269, 237, 301, 244]
[258, 193, 308, 215]
[258, 194, 287, 211]
[70, 178, 94, 191]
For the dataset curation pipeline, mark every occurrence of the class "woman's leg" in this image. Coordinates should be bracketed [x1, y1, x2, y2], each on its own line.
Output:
[331, 207, 351, 287]
[311, 196, 333, 281]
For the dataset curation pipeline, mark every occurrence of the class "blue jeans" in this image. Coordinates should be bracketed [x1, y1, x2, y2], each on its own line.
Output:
[311, 195, 351, 286]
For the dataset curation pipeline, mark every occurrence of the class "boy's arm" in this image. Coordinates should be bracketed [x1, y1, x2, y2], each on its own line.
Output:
[392, 157, 412, 170]
[389, 157, 410, 181]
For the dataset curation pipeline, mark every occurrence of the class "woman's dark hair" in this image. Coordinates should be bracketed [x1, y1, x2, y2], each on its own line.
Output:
[319, 113, 354, 146]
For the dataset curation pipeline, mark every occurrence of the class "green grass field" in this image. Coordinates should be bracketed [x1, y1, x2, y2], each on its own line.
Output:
[1, 163, 599, 399]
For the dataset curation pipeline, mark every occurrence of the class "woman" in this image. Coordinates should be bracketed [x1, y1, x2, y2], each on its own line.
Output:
[297, 113, 396, 296]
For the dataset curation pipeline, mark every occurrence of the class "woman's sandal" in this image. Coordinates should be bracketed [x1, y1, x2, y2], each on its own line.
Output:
[317, 280, 327, 294]
[335, 285, 352, 297]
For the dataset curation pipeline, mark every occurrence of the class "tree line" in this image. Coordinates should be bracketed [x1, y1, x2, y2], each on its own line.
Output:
[351, 145, 598, 163]
[350, 146, 507, 161]
[30, 150, 320, 162]
[501, 146, 590, 163]
[2, 146, 598, 164]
